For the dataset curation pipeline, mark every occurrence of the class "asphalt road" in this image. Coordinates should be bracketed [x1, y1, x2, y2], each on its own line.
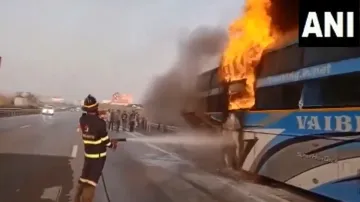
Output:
[0, 112, 316, 202]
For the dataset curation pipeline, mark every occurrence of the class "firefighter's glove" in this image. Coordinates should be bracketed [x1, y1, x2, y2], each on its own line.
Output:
[110, 139, 118, 150]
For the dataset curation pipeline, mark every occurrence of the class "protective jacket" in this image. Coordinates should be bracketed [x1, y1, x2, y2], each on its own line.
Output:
[74, 94, 117, 202]
[79, 113, 114, 186]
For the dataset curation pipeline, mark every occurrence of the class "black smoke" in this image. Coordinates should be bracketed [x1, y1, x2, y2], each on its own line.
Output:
[141, 26, 228, 126]
[268, 0, 299, 33]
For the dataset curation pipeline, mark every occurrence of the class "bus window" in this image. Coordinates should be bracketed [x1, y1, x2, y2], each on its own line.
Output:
[304, 47, 360, 67]
[256, 85, 283, 110]
[259, 51, 279, 78]
[255, 82, 303, 110]
[319, 72, 360, 107]
[258, 43, 303, 78]
[197, 70, 213, 91]
[206, 93, 227, 113]
[275, 44, 303, 73]
[301, 80, 323, 108]
[210, 69, 220, 89]
[196, 68, 220, 92]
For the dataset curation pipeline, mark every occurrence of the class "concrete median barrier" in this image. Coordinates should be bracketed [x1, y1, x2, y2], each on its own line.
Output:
[0, 108, 41, 118]
[139, 121, 178, 134]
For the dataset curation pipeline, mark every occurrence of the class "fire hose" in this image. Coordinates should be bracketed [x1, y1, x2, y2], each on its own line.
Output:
[101, 174, 111, 202]
[114, 138, 127, 142]
[101, 137, 127, 202]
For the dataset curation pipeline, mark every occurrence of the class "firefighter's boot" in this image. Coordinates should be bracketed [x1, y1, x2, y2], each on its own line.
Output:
[81, 185, 96, 202]
[73, 183, 84, 202]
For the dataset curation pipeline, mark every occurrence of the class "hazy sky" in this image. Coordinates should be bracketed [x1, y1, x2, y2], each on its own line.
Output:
[0, 0, 243, 102]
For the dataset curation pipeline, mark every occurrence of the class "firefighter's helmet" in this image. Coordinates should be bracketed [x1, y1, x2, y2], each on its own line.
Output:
[82, 94, 99, 112]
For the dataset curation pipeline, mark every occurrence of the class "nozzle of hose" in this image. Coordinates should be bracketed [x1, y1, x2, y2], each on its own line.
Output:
[115, 138, 127, 142]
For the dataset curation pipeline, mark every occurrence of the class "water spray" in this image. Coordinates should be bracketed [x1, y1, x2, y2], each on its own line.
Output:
[113, 134, 231, 146]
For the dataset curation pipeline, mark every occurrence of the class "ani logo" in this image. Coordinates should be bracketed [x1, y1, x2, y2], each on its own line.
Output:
[299, 0, 360, 47]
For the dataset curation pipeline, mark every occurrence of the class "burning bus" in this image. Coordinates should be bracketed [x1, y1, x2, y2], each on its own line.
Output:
[186, 41, 360, 202]
[185, 34, 360, 202]
[181, 0, 360, 201]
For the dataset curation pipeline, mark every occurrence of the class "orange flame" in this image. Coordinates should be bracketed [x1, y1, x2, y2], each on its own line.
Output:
[219, 0, 278, 110]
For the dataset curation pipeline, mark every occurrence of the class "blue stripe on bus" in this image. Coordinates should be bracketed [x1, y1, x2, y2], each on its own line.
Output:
[311, 179, 360, 202]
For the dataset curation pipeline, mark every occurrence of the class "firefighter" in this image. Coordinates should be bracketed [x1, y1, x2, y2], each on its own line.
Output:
[105, 109, 111, 129]
[74, 94, 118, 202]
[114, 109, 121, 132]
[121, 111, 128, 131]
[108, 110, 115, 131]
[129, 110, 136, 132]
[222, 112, 243, 169]
[135, 112, 140, 129]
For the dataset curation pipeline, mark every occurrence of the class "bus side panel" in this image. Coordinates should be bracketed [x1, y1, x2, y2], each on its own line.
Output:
[240, 109, 360, 202]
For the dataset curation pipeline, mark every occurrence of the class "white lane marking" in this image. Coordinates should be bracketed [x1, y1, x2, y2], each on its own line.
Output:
[71, 145, 78, 158]
[125, 131, 183, 161]
[41, 186, 62, 201]
[19, 124, 31, 129]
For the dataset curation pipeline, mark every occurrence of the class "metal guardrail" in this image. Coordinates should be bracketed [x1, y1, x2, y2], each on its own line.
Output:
[0, 108, 41, 118]
[146, 122, 178, 133]
[0, 108, 24, 110]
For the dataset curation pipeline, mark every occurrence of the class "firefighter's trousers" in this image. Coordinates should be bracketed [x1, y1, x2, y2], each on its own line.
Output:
[74, 157, 106, 202]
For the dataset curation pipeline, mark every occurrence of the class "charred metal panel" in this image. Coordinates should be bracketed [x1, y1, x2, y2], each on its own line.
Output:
[197, 68, 219, 91]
